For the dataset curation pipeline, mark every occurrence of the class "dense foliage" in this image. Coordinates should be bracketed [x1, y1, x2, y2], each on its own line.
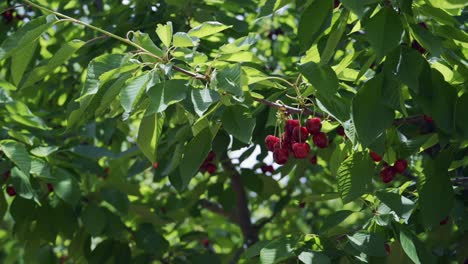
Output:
[0, 0, 467, 263]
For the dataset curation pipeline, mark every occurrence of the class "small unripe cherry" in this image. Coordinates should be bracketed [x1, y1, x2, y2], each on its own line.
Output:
[152, 162, 159, 169]
[336, 126, 345, 136]
[47, 183, 54, 193]
[292, 142, 310, 159]
[261, 165, 274, 174]
[312, 132, 328, 148]
[369, 151, 382, 162]
[306, 118, 322, 135]
[292, 126, 309, 142]
[393, 159, 408, 173]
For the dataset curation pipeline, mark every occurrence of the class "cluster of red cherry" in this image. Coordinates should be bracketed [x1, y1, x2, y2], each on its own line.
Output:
[200, 151, 217, 175]
[265, 118, 329, 165]
[369, 151, 408, 183]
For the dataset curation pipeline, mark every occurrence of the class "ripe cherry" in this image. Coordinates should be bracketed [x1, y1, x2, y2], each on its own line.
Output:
[306, 118, 322, 135]
[309, 155, 317, 165]
[47, 183, 54, 193]
[380, 166, 397, 183]
[265, 135, 280, 152]
[273, 147, 289, 165]
[393, 159, 408, 173]
[334, 0, 340, 8]
[336, 126, 345, 136]
[292, 126, 309, 142]
[312, 132, 328, 148]
[152, 162, 159, 169]
[203, 163, 217, 175]
[206, 151, 216, 162]
[6, 185, 16, 196]
[439, 216, 449, 225]
[299, 202, 306, 208]
[292, 142, 310, 159]
[261, 165, 274, 174]
[423, 115, 433, 123]
[385, 244, 391, 255]
[285, 119, 300, 135]
[202, 238, 210, 247]
[369, 151, 382, 162]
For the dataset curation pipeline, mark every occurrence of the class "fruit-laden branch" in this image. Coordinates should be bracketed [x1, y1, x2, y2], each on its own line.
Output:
[253, 97, 425, 125]
[221, 158, 258, 246]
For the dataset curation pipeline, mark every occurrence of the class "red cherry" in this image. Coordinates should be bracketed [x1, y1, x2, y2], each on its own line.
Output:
[334, 0, 340, 8]
[292, 143, 310, 159]
[205, 163, 217, 175]
[202, 238, 210, 247]
[152, 162, 159, 169]
[47, 183, 54, 193]
[423, 115, 433, 123]
[418, 22, 428, 30]
[380, 166, 397, 183]
[312, 132, 328, 148]
[336, 126, 345, 136]
[306, 118, 322, 135]
[261, 165, 274, 174]
[439, 216, 449, 225]
[265, 135, 280, 152]
[6, 186, 16, 196]
[369, 151, 382, 162]
[299, 202, 306, 208]
[206, 151, 216, 162]
[412, 40, 426, 54]
[273, 147, 289, 165]
[292, 126, 309, 142]
[285, 119, 300, 135]
[104, 167, 110, 174]
[393, 159, 408, 173]
[309, 155, 317, 165]
[385, 244, 391, 255]
[280, 133, 293, 151]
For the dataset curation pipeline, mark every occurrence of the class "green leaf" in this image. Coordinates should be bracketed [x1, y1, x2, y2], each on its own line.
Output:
[390, 46, 431, 94]
[173, 32, 197, 47]
[298, 251, 331, 264]
[51, 168, 81, 206]
[216, 64, 243, 96]
[191, 88, 220, 116]
[299, 62, 339, 96]
[188, 21, 232, 38]
[410, 24, 443, 57]
[337, 152, 374, 204]
[347, 232, 387, 257]
[221, 105, 256, 144]
[418, 150, 454, 227]
[352, 74, 395, 147]
[219, 33, 257, 54]
[0, 139, 31, 174]
[298, 0, 333, 50]
[5, 101, 50, 130]
[156, 22, 173, 48]
[0, 191, 6, 219]
[427, 71, 457, 135]
[320, 9, 350, 65]
[455, 93, 468, 139]
[260, 237, 296, 264]
[11, 167, 34, 199]
[11, 41, 37, 86]
[132, 31, 164, 59]
[20, 40, 85, 88]
[315, 93, 351, 123]
[376, 191, 415, 223]
[179, 128, 212, 190]
[147, 79, 188, 114]
[120, 72, 152, 114]
[0, 15, 57, 61]
[341, 0, 380, 18]
[321, 210, 354, 233]
[137, 112, 164, 163]
[134, 223, 169, 256]
[82, 203, 107, 236]
[364, 7, 403, 59]
[258, 0, 292, 18]
[30, 146, 59, 157]
[399, 228, 421, 264]
[244, 240, 271, 259]
[101, 189, 130, 214]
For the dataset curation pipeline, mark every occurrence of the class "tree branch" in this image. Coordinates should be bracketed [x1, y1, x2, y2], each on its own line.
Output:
[221, 158, 258, 245]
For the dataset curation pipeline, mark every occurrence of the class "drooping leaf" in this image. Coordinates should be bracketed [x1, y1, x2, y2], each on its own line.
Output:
[216, 64, 243, 96]
[298, 251, 331, 264]
[132, 31, 164, 59]
[0, 139, 31, 174]
[298, 0, 333, 50]
[260, 237, 296, 264]
[364, 7, 403, 59]
[299, 62, 339, 96]
[11, 167, 34, 199]
[376, 191, 415, 223]
[352, 74, 395, 147]
[347, 232, 387, 257]
[337, 152, 374, 204]
[134, 223, 169, 256]
[137, 111, 164, 163]
[146, 79, 189, 114]
[120, 71, 152, 114]
[51, 168, 81, 206]
[221, 105, 256, 144]
[191, 88, 220, 116]
[82, 203, 107, 236]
